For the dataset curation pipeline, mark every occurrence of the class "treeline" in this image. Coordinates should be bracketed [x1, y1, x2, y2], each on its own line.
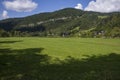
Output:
[0, 28, 120, 38]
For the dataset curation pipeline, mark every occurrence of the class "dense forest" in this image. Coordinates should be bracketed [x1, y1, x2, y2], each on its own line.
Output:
[0, 8, 120, 38]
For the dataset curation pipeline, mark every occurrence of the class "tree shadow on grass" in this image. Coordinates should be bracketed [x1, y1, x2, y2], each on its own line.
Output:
[0, 40, 23, 44]
[0, 48, 51, 80]
[0, 48, 120, 80]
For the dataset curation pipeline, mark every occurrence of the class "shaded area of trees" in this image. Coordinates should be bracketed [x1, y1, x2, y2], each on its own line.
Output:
[0, 41, 120, 80]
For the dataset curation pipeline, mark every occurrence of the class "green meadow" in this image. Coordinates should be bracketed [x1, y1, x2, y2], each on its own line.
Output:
[0, 37, 120, 80]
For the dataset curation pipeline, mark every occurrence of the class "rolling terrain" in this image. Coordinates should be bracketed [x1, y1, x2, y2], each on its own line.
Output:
[0, 8, 120, 37]
[0, 8, 120, 80]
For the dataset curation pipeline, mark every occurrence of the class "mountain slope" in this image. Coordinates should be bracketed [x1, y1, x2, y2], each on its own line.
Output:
[0, 8, 120, 37]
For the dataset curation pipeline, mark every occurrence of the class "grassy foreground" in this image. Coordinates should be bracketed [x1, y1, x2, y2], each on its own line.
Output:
[0, 37, 120, 80]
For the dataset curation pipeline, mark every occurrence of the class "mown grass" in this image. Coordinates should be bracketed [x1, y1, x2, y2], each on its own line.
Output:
[0, 37, 120, 59]
[0, 37, 120, 80]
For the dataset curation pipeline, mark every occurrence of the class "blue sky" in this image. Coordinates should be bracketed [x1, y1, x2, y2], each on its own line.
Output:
[0, 0, 120, 20]
[0, 0, 93, 19]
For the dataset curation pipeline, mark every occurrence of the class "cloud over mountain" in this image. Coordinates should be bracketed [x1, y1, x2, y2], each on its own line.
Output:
[3, 0, 38, 12]
[2, 10, 9, 19]
[85, 0, 120, 13]
[75, 3, 83, 10]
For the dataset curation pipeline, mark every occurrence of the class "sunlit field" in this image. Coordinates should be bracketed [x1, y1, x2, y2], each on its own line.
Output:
[0, 37, 120, 59]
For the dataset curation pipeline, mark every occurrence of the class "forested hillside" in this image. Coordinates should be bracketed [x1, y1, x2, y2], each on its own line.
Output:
[0, 8, 120, 38]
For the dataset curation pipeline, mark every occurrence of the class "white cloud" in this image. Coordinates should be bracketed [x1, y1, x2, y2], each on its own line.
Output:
[85, 0, 120, 13]
[75, 3, 83, 10]
[2, 10, 9, 19]
[3, 0, 38, 12]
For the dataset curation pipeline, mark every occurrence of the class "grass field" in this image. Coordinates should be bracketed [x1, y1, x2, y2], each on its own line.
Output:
[0, 37, 120, 80]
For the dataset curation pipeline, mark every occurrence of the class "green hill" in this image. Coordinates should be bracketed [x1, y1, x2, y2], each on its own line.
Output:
[0, 8, 120, 38]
